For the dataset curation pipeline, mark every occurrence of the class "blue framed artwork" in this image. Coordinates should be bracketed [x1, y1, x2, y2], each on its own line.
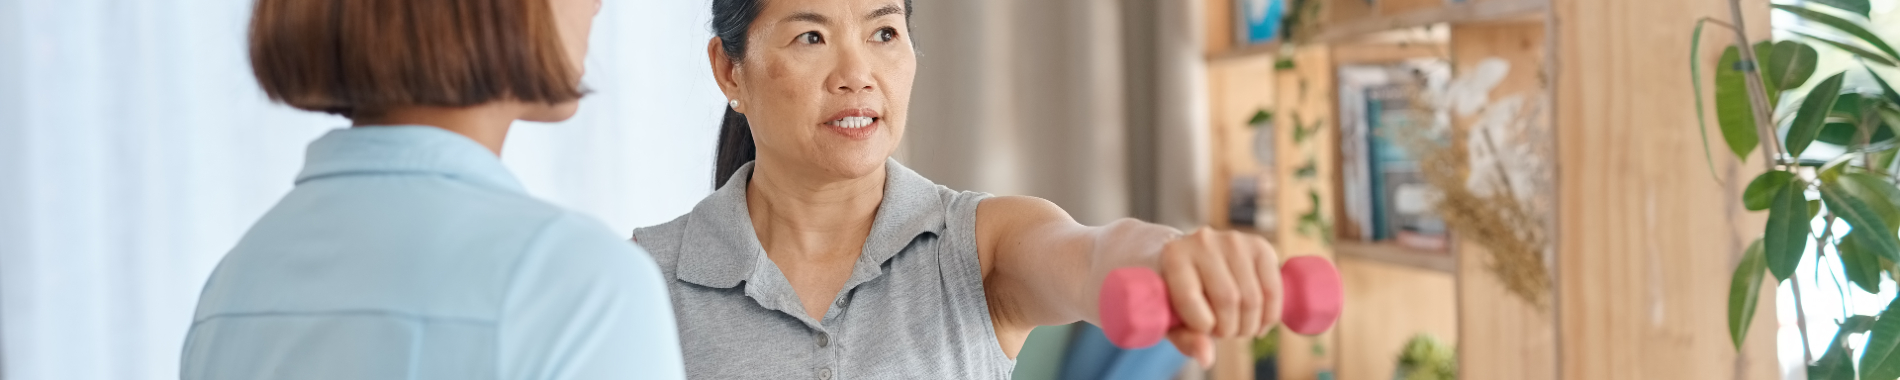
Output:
[1238, 0, 1286, 45]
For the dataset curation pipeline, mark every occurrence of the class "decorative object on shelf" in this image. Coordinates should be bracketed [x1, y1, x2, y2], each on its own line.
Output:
[1237, 0, 1286, 45]
[1393, 333, 1457, 380]
[1230, 174, 1263, 227]
[1339, 62, 1454, 250]
[1390, 57, 1555, 308]
[1251, 110, 1280, 231]
[1692, 1, 1900, 377]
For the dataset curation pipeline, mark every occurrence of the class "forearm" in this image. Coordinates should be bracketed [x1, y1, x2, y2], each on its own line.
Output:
[986, 217, 1181, 328]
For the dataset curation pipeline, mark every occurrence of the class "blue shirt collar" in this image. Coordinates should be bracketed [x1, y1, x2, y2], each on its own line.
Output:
[295, 126, 526, 193]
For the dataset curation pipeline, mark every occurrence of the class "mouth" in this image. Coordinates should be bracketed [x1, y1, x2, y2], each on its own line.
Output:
[822, 108, 881, 140]
[825, 116, 877, 129]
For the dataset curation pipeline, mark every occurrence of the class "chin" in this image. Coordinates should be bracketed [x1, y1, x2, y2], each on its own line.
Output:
[815, 151, 892, 180]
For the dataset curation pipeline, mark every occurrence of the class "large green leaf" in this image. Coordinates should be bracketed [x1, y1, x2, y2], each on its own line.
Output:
[1841, 230, 1886, 293]
[1841, 172, 1900, 234]
[1822, 180, 1900, 263]
[1810, 0, 1873, 18]
[1874, 147, 1900, 173]
[1871, 63, 1900, 107]
[1728, 239, 1767, 350]
[1789, 73, 1850, 157]
[1862, 298, 1900, 379]
[1691, 20, 1722, 181]
[1775, 4, 1900, 63]
[1764, 40, 1820, 92]
[1817, 93, 1897, 146]
[1745, 171, 1798, 211]
[1811, 315, 1877, 380]
[1817, 121, 1896, 146]
[1767, 182, 1813, 280]
[1716, 46, 1763, 160]
[1794, 30, 1900, 67]
[1756, 41, 1787, 106]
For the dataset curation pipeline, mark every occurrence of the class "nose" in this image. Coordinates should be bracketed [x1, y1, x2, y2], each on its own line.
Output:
[828, 44, 875, 94]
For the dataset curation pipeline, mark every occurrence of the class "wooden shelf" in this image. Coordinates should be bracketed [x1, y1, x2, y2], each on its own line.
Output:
[1208, 41, 1280, 62]
[1310, 0, 1548, 43]
[1334, 240, 1457, 273]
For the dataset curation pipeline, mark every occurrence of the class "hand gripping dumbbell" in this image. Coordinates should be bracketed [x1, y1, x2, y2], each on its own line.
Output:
[1097, 255, 1344, 349]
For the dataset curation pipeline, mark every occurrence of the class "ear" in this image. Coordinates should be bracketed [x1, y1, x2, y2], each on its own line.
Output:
[707, 37, 745, 113]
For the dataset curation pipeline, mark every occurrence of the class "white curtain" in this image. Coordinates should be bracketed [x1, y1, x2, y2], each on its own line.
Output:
[904, 0, 1208, 227]
[0, 0, 726, 378]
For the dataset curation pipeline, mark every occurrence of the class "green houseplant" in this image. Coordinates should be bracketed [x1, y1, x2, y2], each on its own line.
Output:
[1699, 0, 1900, 378]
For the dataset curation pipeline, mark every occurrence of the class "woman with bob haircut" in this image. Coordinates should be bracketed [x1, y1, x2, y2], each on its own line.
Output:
[180, 0, 684, 379]
[631, 0, 1285, 378]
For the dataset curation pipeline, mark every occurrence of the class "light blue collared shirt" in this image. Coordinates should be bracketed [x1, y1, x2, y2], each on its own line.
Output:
[182, 126, 684, 380]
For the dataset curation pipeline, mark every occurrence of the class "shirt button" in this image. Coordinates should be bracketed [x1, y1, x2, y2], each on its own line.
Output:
[817, 333, 830, 348]
[819, 367, 832, 380]
[835, 298, 847, 307]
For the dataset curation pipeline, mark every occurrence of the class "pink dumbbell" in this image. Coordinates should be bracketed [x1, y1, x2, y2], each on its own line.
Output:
[1098, 255, 1344, 349]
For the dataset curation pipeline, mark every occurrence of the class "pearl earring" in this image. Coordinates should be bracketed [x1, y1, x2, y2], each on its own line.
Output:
[729, 99, 739, 109]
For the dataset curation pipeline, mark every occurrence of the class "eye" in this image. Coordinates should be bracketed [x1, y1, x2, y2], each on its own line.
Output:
[873, 27, 898, 42]
[797, 31, 824, 44]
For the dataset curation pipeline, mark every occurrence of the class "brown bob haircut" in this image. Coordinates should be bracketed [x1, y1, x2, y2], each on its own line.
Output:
[248, 0, 582, 118]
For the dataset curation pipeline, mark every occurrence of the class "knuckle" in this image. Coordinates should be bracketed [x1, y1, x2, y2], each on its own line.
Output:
[1238, 292, 1263, 310]
[1209, 289, 1240, 309]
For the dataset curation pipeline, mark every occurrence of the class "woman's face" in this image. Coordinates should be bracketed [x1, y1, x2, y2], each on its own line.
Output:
[716, 0, 916, 180]
[521, 0, 602, 122]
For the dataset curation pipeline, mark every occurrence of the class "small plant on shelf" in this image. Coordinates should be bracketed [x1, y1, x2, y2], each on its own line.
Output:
[1395, 333, 1456, 380]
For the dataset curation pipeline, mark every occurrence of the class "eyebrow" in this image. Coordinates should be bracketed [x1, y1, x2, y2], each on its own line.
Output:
[784, 12, 828, 25]
[865, 4, 903, 20]
[782, 4, 904, 25]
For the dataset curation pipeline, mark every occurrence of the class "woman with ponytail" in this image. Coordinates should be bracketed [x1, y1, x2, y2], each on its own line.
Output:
[634, 0, 1286, 378]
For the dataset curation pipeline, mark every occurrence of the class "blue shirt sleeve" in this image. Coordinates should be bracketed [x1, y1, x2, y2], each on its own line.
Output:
[499, 212, 685, 380]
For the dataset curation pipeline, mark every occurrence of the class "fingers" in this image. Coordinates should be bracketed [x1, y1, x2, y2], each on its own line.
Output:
[1186, 231, 1242, 338]
[1162, 239, 1215, 334]
[1163, 229, 1284, 340]
[1222, 233, 1265, 337]
[1253, 237, 1285, 335]
[1167, 329, 1216, 369]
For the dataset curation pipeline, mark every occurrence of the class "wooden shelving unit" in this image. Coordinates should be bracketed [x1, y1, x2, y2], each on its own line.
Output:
[1196, 0, 1789, 378]
[1199, 1, 1556, 379]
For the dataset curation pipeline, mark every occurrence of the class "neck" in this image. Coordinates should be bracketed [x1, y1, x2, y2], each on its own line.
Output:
[746, 157, 887, 260]
[354, 104, 519, 155]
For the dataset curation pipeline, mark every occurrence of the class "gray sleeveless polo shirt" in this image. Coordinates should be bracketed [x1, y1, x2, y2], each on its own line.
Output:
[632, 159, 1015, 379]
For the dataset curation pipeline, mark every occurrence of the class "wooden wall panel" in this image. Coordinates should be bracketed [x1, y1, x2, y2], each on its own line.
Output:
[1336, 257, 1459, 380]
[1205, 54, 1278, 230]
[1448, 21, 1560, 380]
[1551, 0, 1779, 378]
[1271, 45, 1340, 380]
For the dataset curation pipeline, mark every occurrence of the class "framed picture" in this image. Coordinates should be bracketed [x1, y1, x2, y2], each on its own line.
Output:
[1236, 0, 1285, 45]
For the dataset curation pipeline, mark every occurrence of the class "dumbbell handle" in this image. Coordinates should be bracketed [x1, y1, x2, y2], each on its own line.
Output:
[1097, 255, 1344, 349]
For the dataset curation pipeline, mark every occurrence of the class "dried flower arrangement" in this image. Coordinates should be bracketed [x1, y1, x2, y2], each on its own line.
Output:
[1391, 58, 1556, 308]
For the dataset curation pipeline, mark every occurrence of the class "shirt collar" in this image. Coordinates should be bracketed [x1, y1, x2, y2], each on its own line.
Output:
[295, 126, 526, 193]
[677, 158, 947, 289]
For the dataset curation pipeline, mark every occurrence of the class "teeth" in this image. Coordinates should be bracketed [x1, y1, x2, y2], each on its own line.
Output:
[829, 116, 875, 129]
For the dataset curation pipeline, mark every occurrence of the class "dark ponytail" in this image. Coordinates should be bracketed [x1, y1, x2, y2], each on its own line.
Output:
[710, 0, 765, 189]
[708, 0, 915, 189]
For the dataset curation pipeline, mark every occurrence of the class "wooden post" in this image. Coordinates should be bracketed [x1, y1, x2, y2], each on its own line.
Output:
[1548, 0, 1779, 377]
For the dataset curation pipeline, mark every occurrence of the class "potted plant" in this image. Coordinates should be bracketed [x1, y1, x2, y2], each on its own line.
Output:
[1698, 1, 1900, 378]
